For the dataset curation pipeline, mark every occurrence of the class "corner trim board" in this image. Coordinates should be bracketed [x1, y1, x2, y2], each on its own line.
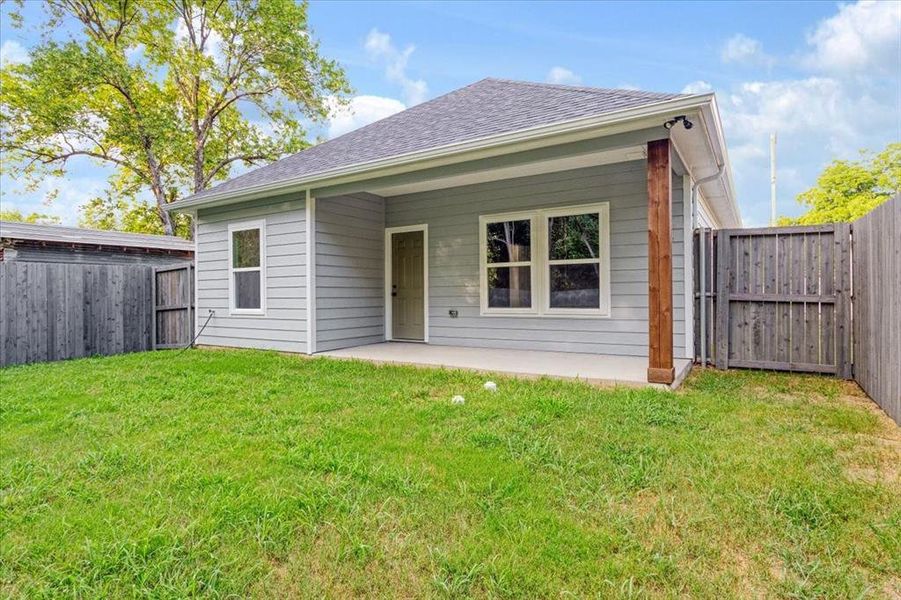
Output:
[683, 174, 693, 359]
[306, 190, 316, 354]
[193, 210, 199, 340]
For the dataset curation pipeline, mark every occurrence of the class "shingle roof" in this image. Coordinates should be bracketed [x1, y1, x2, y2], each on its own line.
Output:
[181, 78, 685, 203]
[0, 221, 194, 251]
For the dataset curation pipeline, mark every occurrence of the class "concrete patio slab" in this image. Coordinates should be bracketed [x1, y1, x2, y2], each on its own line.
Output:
[320, 342, 692, 389]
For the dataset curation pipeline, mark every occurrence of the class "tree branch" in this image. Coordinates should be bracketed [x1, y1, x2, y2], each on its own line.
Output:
[202, 153, 271, 187]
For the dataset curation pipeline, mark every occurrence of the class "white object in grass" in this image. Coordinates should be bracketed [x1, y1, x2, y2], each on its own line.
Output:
[483, 381, 497, 392]
[451, 395, 465, 405]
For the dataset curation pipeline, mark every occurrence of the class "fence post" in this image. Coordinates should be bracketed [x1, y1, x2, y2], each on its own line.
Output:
[185, 264, 194, 345]
[151, 268, 157, 350]
[835, 222, 853, 379]
[715, 229, 731, 369]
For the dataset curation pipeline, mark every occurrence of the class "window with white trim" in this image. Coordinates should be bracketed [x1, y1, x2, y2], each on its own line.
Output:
[479, 203, 610, 317]
[228, 219, 266, 314]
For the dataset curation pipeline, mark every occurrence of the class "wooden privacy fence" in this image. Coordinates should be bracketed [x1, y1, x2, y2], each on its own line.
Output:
[0, 261, 193, 367]
[851, 197, 900, 424]
[695, 195, 900, 424]
[694, 223, 852, 376]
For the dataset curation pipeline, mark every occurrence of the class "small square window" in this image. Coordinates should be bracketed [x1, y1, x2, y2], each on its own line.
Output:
[234, 270, 262, 309]
[548, 213, 599, 260]
[232, 229, 261, 268]
[486, 219, 531, 263]
[487, 265, 532, 308]
[549, 263, 600, 309]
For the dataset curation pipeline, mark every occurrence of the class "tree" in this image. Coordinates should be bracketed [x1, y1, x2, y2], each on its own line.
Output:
[0, 0, 351, 237]
[778, 142, 900, 225]
[79, 195, 176, 235]
[0, 209, 61, 224]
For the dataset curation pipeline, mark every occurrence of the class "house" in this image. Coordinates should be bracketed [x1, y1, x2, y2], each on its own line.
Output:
[168, 78, 741, 386]
[0, 221, 194, 265]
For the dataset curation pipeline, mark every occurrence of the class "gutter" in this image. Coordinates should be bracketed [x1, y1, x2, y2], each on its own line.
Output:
[167, 93, 717, 213]
[691, 165, 725, 368]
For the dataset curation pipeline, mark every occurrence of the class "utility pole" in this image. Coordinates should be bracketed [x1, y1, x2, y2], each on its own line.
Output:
[770, 132, 777, 226]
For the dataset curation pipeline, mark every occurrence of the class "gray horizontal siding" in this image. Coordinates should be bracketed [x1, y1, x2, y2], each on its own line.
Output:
[385, 160, 685, 357]
[316, 193, 385, 351]
[196, 193, 307, 353]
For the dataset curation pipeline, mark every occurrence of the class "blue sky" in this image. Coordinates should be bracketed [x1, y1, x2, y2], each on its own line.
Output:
[2, 0, 899, 226]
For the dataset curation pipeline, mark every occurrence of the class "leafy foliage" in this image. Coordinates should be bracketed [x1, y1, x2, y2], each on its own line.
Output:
[0, 209, 61, 224]
[79, 195, 192, 237]
[0, 0, 351, 236]
[779, 142, 900, 225]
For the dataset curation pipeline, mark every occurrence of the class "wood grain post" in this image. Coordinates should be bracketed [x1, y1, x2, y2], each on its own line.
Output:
[715, 229, 731, 369]
[646, 139, 674, 384]
[835, 222, 852, 379]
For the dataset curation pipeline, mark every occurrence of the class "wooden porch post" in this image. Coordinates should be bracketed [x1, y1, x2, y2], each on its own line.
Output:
[647, 138, 674, 384]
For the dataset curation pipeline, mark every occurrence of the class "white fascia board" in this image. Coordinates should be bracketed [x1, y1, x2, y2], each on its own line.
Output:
[670, 101, 742, 229]
[168, 94, 716, 213]
[702, 98, 742, 227]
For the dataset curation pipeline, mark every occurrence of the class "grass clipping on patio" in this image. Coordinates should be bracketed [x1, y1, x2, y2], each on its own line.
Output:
[1, 349, 899, 597]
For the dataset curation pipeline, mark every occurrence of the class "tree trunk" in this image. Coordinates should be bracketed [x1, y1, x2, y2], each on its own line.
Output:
[156, 199, 175, 236]
[141, 140, 175, 236]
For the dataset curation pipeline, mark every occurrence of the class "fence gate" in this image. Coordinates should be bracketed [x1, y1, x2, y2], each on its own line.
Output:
[152, 263, 194, 349]
[694, 224, 852, 376]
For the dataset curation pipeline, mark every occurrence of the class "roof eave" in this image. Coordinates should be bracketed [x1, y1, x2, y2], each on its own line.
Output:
[167, 93, 718, 214]
[704, 95, 742, 227]
[0, 221, 194, 252]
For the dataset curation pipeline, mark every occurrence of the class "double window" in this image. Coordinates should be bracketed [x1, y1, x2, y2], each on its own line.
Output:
[228, 219, 266, 314]
[479, 203, 610, 317]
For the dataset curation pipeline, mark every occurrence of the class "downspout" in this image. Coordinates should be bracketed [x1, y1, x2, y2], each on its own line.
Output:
[691, 164, 724, 367]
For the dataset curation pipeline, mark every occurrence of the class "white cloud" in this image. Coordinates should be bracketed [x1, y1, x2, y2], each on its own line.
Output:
[0, 40, 29, 66]
[327, 95, 406, 138]
[0, 172, 108, 225]
[682, 80, 713, 95]
[721, 34, 774, 67]
[364, 29, 428, 106]
[719, 75, 894, 224]
[174, 15, 224, 65]
[545, 66, 582, 85]
[803, 0, 901, 74]
[704, 1, 900, 226]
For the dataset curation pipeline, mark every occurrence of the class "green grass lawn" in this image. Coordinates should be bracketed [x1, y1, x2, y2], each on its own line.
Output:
[1, 350, 899, 598]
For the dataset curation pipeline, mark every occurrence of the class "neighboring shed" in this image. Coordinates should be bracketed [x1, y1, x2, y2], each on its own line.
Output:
[0, 221, 194, 265]
[0, 221, 195, 367]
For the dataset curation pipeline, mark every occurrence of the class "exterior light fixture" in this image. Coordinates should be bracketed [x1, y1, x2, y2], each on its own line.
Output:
[663, 115, 693, 130]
